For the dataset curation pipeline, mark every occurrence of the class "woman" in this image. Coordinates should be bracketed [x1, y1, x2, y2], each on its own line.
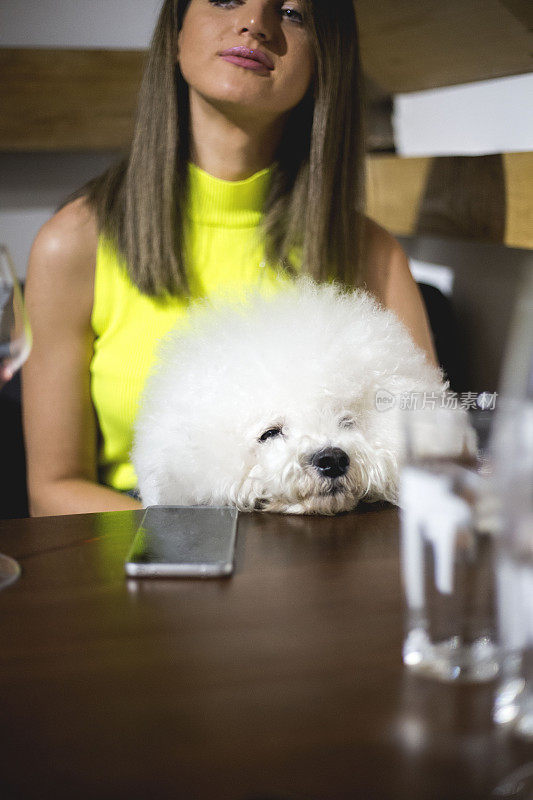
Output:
[23, 0, 436, 516]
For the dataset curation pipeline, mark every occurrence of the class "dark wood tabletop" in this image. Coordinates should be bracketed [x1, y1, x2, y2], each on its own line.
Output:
[0, 507, 529, 800]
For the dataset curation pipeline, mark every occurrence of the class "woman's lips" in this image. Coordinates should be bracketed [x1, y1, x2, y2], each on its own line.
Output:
[219, 47, 274, 73]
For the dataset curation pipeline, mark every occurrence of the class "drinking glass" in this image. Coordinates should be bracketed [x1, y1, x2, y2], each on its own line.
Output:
[399, 404, 500, 682]
[0, 245, 32, 589]
[492, 399, 533, 738]
[491, 763, 533, 799]
[491, 267, 533, 739]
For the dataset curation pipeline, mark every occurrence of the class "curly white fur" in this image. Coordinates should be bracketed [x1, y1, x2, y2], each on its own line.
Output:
[132, 279, 446, 514]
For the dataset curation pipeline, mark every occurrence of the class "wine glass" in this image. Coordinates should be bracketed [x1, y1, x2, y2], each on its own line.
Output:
[491, 763, 533, 798]
[0, 245, 32, 589]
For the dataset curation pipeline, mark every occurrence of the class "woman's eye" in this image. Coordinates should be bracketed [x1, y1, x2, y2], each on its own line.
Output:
[259, 427, 283, 442]
[208, 1, 303, 23]
[209, 0, 241, 7]
[281, 6, 304, 24]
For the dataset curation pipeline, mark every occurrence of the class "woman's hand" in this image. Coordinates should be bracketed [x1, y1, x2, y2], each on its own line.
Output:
[0, 365, 14, 387]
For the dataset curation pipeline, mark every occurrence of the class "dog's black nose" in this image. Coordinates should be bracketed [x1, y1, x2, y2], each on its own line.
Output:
[311, 447, 350, 478]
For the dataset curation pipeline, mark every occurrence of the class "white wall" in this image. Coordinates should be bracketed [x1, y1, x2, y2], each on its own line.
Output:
[0, 0, 161, 49]
[0, 0, 162, 278]
[394, 73, 533, 157]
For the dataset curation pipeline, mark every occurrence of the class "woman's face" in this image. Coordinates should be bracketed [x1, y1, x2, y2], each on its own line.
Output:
[178, 0, 314, 121]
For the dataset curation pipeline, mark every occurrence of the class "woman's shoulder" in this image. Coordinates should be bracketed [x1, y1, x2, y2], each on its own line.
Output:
[26, 198, 99, 321]
[362, 215, 402, 251]
[362, 212, 407, 270]
[361, 216, 408, 296]
[31, 197, 98, 276]
[360, 216, 438, 365]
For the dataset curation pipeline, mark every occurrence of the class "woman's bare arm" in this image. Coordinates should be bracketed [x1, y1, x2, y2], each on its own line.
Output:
[23, 199, 142, 516]
[362, 218, 438, 367]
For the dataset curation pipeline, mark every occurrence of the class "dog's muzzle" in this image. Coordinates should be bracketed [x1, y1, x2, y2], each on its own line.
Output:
[310, 447, 350, 479]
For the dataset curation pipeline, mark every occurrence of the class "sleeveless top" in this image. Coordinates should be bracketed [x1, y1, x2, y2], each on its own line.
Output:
[90, 162, 293, 491]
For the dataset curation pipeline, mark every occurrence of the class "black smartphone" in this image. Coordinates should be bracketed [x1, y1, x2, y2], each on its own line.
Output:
[125, 506, 238, 578]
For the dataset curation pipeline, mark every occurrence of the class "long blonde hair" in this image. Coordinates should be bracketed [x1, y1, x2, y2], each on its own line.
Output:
[72, 0, 366, 296]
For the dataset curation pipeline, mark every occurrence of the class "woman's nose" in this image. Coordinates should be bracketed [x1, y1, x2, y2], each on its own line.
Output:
[235, 1, 273, 41]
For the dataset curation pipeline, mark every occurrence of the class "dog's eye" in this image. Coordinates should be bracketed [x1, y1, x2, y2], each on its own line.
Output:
[259, 427, 283, 442]
[339, 416, 356, 429]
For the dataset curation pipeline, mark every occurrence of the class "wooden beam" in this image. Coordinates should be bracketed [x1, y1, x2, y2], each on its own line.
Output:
[0, 48, 145, 151]
[366, 152, 533, 250]
[415, 155, 507, 244]
[357, 0, 533, 93]
[504, 152, 533, 249]
[499, 0, 533, 31]
[366, 157, 432, 236]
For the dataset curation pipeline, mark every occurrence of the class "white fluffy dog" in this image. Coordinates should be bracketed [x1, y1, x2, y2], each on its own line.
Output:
[132, 279, 445, 514]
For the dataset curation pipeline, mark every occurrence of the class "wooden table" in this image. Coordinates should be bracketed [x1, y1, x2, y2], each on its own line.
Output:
[0, 507, 529, 799]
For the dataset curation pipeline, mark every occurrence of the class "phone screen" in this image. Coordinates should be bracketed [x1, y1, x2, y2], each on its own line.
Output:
[125, 506, 238, 578]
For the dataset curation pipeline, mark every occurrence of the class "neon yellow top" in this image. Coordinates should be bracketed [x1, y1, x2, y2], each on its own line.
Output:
[90, 162, 292, 491]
